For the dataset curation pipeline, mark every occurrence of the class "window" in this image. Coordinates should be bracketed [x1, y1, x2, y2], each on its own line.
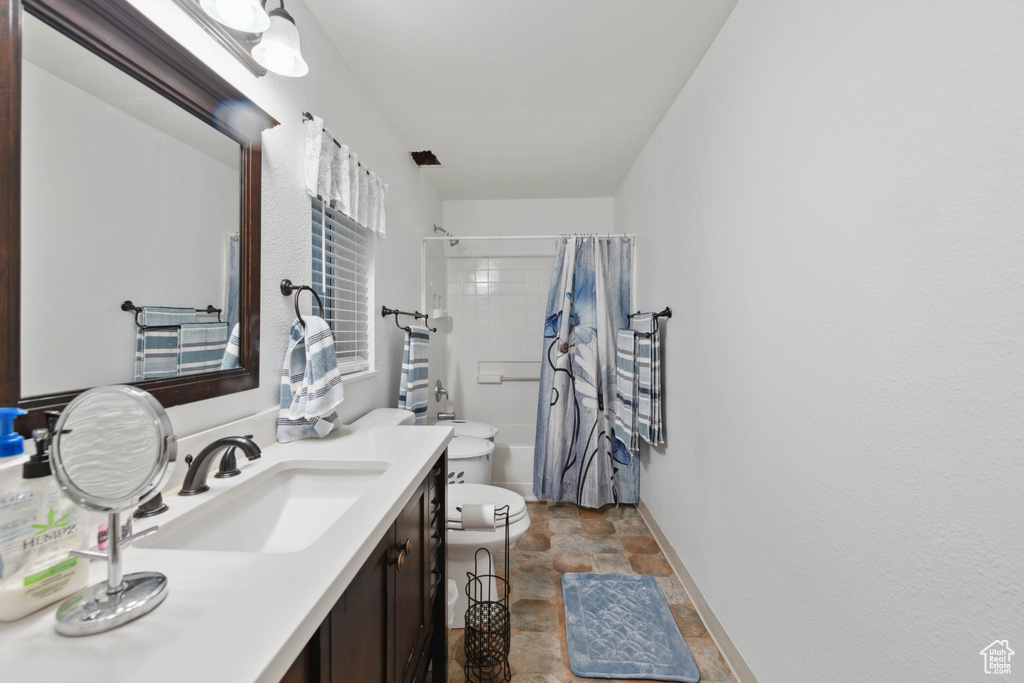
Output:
[311, 196, 373, 374]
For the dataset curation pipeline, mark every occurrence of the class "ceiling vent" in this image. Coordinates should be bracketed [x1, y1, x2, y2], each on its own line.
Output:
[411, 151, 441, 167]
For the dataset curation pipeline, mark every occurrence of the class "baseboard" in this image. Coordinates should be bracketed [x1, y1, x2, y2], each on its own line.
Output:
[637, 499, 759, 683]
[493, 481, 537, 500]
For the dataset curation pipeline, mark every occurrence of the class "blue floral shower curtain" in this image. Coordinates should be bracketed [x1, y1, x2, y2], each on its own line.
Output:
[533, 236, 638, 508]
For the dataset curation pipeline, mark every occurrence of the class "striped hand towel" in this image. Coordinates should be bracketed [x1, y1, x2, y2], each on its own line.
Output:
[133, 306, 196, 381]
[397, 325, 430, 425]
[179, 322, 229, 376]
[278, 317, 346, 442]
[633, 314, 664, 445]
[221, 323, 241, 369]
[614, 328, 640, 459]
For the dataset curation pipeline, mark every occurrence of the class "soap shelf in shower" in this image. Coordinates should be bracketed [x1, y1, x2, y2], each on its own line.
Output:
[476, 360, 541, 384]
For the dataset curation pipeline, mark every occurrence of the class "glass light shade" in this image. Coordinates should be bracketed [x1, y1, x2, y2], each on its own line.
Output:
[251, 12, 308, 77]
[200, 0, 271, 33]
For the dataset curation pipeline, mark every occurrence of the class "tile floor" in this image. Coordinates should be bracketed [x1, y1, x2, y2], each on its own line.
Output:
[446, 501, 738, 683]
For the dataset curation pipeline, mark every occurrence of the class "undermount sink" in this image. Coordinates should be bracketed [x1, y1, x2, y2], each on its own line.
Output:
[138, 460, 389, 554]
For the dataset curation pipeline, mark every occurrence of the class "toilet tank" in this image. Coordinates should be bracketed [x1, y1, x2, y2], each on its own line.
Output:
[351, 408, 416, 427]
[447, 436, 495, 485]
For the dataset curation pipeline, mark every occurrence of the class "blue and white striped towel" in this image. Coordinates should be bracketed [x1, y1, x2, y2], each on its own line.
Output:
[179, 322, 229, 376]
[397, 325, 430, 425]
[633, 314, 664, 445]
[277, 317, 345, 442]
[133, 306, 196, 381]
[221, 323, 241, 369]
[614, 328, 640, 459]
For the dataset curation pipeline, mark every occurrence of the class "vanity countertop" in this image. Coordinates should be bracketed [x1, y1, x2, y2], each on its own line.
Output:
[0, 424, 453, 683]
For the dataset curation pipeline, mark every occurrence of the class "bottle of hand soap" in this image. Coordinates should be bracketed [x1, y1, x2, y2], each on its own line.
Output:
[0, 411, 89, 622]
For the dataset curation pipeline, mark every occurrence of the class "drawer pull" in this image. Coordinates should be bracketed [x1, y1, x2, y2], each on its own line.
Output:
[392, 538, 413, 571]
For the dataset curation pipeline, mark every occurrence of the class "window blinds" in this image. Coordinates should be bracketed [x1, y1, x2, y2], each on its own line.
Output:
[311, 196, 372, 374]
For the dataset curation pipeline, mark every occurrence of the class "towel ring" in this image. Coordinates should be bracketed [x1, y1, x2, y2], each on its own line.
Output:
[280, 279, 325, 327]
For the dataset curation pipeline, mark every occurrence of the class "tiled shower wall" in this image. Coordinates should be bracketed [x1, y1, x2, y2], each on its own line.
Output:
[444, 255, 553, 489]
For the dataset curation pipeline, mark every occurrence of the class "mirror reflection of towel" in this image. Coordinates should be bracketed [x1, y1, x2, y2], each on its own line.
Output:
[179, 323, 229, 376]
[134, 306, 196, 381]
[221, 323, 241, 369]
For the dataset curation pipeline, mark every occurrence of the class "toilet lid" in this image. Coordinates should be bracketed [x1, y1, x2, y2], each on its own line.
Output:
[447, 484, 528, 528]
[435, 419, 498, 440]
[448, 435, 494, 460]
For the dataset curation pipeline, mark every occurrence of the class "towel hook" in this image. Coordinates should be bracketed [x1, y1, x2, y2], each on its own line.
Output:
[280, 279, 325, 327]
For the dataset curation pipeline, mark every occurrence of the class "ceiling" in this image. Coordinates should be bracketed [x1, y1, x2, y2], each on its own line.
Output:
[303, 0, 739, 200]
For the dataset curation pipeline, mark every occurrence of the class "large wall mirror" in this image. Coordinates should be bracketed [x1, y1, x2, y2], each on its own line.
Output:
[0, 0, 278, 433]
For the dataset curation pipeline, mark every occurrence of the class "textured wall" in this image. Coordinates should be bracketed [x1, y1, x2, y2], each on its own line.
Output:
[614, 1, 1024, 680]
[115, 0, 442, 436]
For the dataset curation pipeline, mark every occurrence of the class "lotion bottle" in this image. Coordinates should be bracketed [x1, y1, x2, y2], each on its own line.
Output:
[0, 415, 89, 621]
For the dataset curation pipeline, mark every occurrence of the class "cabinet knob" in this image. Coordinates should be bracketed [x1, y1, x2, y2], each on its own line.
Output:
[393, 538, 413, 570]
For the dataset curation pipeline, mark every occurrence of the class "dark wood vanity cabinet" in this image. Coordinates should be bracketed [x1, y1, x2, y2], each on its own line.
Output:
[282, 455, 447, 683]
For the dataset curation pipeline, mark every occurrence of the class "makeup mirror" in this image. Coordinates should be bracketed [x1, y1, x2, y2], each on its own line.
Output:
[51, 385, 176, 636]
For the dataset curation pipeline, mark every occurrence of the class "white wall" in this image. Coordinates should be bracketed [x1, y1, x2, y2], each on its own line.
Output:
[108, 0, 442, 436]
[443, 197, 613, 237]
[615, 1, 1024, 681]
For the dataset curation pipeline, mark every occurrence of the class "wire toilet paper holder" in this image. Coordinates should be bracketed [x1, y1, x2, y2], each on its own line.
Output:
[464, 505, 511, 683]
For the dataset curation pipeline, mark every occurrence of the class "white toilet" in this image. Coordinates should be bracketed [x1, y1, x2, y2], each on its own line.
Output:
[352, 408, 531, 629]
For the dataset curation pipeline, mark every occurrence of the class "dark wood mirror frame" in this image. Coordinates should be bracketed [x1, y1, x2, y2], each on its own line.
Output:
[0, 0, 278, 434]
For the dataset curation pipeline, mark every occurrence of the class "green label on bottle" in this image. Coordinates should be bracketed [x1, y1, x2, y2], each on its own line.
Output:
[24, 557, 77, 586]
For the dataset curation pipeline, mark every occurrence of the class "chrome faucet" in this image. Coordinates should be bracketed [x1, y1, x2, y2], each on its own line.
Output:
[179, 436, 261, 496]
[435, 379, 449, 403]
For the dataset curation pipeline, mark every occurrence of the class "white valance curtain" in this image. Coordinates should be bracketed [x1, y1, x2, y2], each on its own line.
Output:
[303, 114, 387, 237]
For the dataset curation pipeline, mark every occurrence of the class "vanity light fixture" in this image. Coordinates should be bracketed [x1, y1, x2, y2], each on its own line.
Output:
[250, 0, 308, 77]
[199, 0, 270, 33]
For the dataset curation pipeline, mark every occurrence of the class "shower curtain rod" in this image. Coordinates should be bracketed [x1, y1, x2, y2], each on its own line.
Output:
[422, 234, 634, 241]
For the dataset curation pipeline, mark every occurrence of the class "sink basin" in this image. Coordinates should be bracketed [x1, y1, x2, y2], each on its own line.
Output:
[139, 460, 389, 553]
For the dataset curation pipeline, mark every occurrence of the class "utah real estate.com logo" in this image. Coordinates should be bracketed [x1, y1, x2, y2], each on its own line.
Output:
[980, 640, 1014, 675]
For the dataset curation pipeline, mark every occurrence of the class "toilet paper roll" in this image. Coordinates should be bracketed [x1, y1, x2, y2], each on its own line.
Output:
[460, 503, 496, 530]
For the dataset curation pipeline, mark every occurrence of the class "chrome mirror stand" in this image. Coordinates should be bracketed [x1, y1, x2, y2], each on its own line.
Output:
[50, 386, 175, 636]
[57, 513, 166, 636]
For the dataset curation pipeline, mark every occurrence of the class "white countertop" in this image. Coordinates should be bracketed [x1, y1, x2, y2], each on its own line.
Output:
[0, 425, 452, 683]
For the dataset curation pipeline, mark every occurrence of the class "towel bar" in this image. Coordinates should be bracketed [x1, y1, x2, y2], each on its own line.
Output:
[626, 306, 672, 338]
[121, 301, 222, 330]
[381, 305, 437, 333]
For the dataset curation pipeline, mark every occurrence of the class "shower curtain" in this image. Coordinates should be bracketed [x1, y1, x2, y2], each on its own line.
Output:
[533, 236, 638, 508]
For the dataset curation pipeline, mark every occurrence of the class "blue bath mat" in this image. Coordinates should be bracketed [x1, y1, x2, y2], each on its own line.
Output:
[561, 573, 700, 682]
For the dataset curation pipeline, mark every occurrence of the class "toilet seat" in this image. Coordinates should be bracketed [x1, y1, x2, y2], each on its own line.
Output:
[435, 419, 498, 441]
[447, 484, 528, 529]
[447, 436, 494, 460]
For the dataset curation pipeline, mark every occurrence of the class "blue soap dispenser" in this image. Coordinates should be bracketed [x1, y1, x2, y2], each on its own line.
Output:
[0, 407, 27, 460]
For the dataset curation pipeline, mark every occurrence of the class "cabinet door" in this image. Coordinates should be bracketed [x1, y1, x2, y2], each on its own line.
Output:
[392, 480, 430, 683]
[331, 535, 392, 683]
